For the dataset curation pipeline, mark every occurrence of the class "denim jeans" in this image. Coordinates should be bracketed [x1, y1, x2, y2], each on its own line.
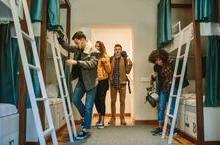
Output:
[72, 81, 97, 129]
[158, 89, 176, 124]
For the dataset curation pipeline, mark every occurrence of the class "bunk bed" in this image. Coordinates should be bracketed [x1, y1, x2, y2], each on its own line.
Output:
[0, 1, 23, 145]
[25, 0, 72, 143]
[0, 0, 71, 144]
[164, 2, 220, 143]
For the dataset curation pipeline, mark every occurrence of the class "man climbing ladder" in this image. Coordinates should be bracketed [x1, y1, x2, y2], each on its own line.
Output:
[47, 31, 79, 142]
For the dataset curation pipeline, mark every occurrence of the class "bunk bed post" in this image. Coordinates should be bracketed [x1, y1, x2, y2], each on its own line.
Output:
[218, 0, 220, 21]
[66, 2, 71, 42]
[192, 0, 205, 145]
[39, 0, 49, 131]
[60, 0, 71, 42]
[18, 1, 32, 144]
[18, 67, 27, 145]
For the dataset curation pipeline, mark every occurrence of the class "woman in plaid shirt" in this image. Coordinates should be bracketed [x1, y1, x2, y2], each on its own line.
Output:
[148, 49, 176, 136]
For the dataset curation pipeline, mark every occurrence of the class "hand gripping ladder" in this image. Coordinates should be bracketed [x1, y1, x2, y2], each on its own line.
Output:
[47, 32, 78, 142]
[9, 0, 58, 144]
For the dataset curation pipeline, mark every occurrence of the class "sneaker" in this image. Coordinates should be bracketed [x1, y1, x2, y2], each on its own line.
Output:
[168, 128, 179, 135]
[76, 129, 90, 140]
[97, 122, 105, 129]
[152, 128, 162, 136]
[150, 127, 160, 133]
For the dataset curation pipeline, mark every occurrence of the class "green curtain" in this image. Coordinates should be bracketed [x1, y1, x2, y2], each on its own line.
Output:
[205, 36, 220, 107]
[195, 0, 218, 22]
[157, 0, 173, 49]
[31, 0, 61, 29]
[0, 24, 19, 106]
[31, 0, 43, 22]
[26, 37, 41, 108]
[47, 0, 61, 31]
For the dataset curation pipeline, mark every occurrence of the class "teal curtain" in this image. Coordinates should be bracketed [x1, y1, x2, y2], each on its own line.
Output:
[205, 36, 220, 107]
[0, 24, 19, 106]
[31, 0, 43, 22]
[157, 0, 173, 49]
[195, 0, 218, 22]
[26, 37, 41, 108]
[47, 0, 61, 31]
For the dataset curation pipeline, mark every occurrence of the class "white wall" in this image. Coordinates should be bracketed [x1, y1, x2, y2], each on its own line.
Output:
[69, 0, 160, 121]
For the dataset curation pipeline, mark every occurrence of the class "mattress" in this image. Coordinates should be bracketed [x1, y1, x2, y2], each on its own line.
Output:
[181, 93, 205, 105]
[0, 103, 17, 117]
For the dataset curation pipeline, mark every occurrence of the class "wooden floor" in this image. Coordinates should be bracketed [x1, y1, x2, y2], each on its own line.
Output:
[47, 116, 195, 145]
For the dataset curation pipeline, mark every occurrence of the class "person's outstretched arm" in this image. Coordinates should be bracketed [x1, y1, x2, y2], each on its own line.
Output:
[57, 34, 78, 53]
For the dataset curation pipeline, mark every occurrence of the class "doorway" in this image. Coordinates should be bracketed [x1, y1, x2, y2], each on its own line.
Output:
[89, 26, 134, 125]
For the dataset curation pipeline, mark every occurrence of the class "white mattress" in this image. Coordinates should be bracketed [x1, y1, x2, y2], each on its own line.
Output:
[181, 93, 205, 105]
[0, 103, 17, 117]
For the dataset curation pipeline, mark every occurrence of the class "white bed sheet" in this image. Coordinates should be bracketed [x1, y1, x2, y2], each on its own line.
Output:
[0, 103, 17, 117]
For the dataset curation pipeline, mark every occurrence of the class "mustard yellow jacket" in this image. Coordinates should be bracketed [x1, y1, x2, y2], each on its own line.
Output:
[97, 54, 111, 80]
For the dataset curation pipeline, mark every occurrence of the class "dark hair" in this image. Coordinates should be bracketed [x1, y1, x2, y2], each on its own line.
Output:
[114, 44, 122, 48]
[148, 49, 169, 63]
[96, 41, 106, 55]
[148, 50, 158, 63]
[72, 31, 86, 40]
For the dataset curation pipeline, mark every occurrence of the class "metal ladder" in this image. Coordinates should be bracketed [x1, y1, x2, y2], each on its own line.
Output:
[9, 0, 58, 144]
[161, 29, 191, 144]
[47, 32, 78, 142]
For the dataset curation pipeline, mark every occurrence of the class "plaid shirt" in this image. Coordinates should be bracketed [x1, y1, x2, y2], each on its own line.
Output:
[112, 57, 121, 88]
[160, 62, 174, 90]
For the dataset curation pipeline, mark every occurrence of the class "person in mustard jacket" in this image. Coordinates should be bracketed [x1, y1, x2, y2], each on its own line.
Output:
[94, 41, 111, 129]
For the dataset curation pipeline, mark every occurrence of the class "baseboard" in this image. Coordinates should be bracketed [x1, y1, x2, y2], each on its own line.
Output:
[134, 120, 158, 125]
[26, 142, 39, 145]
[176, 129, 196, 144]
[204, 141, 220, 145]
[93, 113, 131, 117]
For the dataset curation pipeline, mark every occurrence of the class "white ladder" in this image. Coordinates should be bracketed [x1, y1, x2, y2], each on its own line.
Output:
[9, 0, 58, 144]
[48, 32, 78, 142]
[161, 30, 191, 144]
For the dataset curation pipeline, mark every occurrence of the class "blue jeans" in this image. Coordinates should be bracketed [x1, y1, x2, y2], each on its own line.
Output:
[158, 89, 176, 124]
[72, 81, 97, 129]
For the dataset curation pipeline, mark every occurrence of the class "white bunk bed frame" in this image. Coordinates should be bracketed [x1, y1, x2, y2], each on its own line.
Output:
[164, 21, 220, 143]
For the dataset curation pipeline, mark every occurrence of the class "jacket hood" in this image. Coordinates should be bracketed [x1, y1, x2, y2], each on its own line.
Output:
[83, 40, 98, 54]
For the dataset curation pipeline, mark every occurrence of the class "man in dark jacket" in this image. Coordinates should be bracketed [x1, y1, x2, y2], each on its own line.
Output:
[58, 31, 98, 139]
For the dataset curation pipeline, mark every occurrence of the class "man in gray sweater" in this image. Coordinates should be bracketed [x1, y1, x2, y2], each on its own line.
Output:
[58, 31, 98, 139]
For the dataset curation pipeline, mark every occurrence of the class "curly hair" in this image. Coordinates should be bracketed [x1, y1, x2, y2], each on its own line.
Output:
[148, 50, 158, 63]
[148, 49, 169, 64]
